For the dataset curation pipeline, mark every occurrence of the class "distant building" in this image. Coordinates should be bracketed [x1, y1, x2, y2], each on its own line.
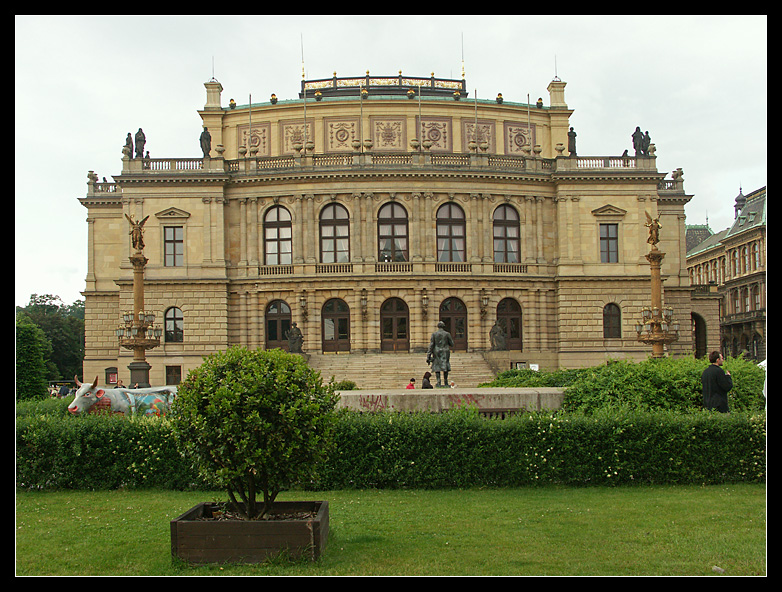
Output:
[686, 187, 766, 360]
[79, 72, 697, 386]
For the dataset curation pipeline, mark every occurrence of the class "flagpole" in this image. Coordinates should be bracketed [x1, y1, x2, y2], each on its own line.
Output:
[301, 34, 307, 154]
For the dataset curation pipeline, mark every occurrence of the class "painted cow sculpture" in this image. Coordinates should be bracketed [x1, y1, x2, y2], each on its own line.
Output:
[68, 376, 177, 416]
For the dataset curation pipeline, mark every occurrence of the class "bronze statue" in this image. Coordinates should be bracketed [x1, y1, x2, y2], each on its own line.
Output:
[490, 321, 507, 351]
[286, 322, 304, 353]
[125, 214, 149, 251]
[645, 211, 662, 249]
[426, 321, 454, 387]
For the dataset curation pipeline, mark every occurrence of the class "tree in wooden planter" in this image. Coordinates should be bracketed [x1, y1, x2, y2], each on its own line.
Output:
[169, 347, 339, 563]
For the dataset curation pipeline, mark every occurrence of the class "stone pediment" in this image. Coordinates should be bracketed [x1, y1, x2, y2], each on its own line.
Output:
[155, 207, 191, 221]
[591, 204, 627, 217]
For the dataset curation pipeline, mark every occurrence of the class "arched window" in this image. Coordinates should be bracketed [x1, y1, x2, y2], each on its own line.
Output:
[164, 307, 184, 343]
[264, 206, 292, 266]
[320, 203, 350, 263]
[378, 202, 409, 262]
[602, 303, 621, 339]
[493, 205, 520, 263]
[436, 203, 465, 262]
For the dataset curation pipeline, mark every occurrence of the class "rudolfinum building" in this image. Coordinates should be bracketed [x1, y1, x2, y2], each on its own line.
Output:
[79, 71, 698, 387]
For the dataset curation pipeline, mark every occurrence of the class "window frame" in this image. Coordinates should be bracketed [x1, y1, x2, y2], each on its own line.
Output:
[263, 205, 292, 266]
[320, 203, 350, 264]
[377, 202, 409, 262]
[599, 223, 619, 263]
[602, 303, 622, 339]
[492, 204, 520, 263]
[164, 226, 184, 267]
[436, 203, 466, 263]
[164, 306, 184, 343]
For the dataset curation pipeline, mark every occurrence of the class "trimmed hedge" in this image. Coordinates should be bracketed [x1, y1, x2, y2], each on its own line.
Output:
[16, 414, 204, 491]
[16, 407, 765, 491]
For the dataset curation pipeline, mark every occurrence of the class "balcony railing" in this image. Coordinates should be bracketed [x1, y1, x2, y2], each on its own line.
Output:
[98, 152, 671, 195]
[300, 73, 467, 98]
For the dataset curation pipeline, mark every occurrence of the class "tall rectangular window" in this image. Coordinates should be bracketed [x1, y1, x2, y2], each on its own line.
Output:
[599, 223, 618, 263]
[164, 226, 184, 267]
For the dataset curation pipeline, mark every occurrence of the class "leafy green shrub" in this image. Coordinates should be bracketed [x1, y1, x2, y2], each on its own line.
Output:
[561, 356, 765, 414]
[170, 347, 339, 519]
[482, 367, 589, 388]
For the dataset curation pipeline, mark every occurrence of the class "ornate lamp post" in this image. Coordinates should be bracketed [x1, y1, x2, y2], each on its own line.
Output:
[635, 213, 680, 357]
[116, 214, 161, 387]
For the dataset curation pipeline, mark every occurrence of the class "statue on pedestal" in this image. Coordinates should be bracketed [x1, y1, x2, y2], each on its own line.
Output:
[426, 321, 454, 387]
[490, 321, 507, 351]
[200, 127, 212, 158]
[286, 322, 304, 353]
[135, 128, 146, 159]
[125, 214, 149, 251]
[645, 211, 662, 250]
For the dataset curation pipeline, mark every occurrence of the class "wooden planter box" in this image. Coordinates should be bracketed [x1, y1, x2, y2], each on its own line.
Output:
[170, 501, 329, 564]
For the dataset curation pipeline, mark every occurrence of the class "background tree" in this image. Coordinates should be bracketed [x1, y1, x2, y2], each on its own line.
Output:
[16, 312, 52, 400]
[16, 294, 84, 381]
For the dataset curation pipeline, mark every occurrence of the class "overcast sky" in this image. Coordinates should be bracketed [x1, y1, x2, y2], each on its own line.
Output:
[15, 14, 767, 307]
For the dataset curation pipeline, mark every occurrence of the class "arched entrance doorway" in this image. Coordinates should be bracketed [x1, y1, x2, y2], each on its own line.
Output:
[265, 299, 292, 351]
[380, 298, 409, 352]
[439, 297, 467, 350]
[691, 312, 707, 359]
[322, 298, 350, 352]
[496, 298, 523, 351]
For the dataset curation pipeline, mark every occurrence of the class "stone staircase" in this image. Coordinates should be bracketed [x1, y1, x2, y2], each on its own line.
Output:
[305, 351, 497, 389]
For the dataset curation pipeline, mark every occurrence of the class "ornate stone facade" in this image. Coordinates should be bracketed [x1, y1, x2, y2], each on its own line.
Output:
[686, 187, 766, 360]
[79, 74, 695, 385]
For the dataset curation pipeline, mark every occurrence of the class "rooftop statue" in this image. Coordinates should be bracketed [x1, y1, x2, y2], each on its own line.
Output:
[200, 126, 212, 158]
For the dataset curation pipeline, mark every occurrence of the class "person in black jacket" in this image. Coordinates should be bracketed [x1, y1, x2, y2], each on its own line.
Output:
[702, 351, 733, 412]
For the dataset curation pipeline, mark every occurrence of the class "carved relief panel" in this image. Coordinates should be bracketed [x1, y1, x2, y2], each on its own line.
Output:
[280, 121, 315, 154]
[325, 118, 359, 152]
[371, 117, 406, 151]
[503, 122, 536, 154]
[236, 123, 271, 156]
[417, 117, 452, 152]
[462, 120, 496, 152]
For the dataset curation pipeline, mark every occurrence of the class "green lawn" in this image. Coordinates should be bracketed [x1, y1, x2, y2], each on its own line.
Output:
[16, 484, 765, 576]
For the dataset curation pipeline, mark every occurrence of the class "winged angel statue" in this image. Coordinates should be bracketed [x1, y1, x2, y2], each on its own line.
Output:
[125, 214, 150, 251]
[645, 211, 661, 249]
